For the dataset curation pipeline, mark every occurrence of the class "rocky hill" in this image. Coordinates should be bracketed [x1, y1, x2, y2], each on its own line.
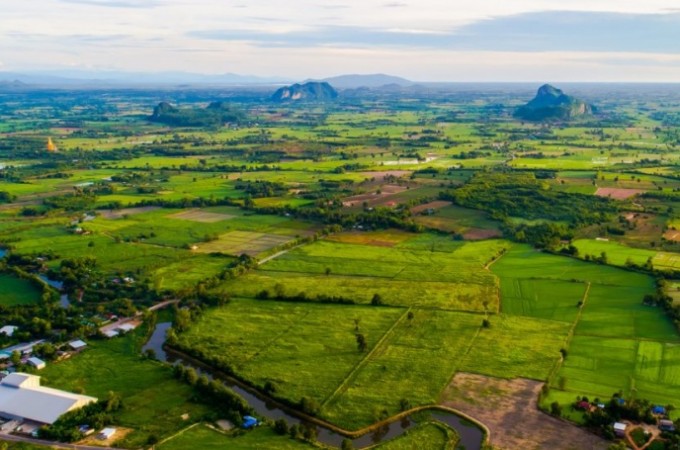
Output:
[271, 82, 338, 102]
[150, 101, 243, 127]
[515, 84, 594, 121]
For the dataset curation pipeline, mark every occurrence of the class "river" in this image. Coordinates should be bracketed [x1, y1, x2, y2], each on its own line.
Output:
[144, 322, 484, 449]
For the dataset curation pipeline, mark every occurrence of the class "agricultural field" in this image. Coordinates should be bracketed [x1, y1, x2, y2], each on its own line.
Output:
[5, 83, 680, 450]
[0, 272, 43, 306]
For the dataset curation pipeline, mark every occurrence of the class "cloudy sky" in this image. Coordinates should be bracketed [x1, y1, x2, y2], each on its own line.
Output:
[2, 0, 680, 81]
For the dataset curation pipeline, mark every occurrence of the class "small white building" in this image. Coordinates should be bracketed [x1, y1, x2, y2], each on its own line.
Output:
[26, 357, 46, 370]
[117, 323, 137, 333]
[98, 427, 117, 440]
[102, 330, 119, 339]
[613, 422, 627, 437]
[68, 340, 87, 352]
[0, 326, 18, 337]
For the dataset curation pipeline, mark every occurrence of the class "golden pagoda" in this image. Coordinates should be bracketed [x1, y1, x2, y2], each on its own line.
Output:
[46, 137, 57, 152]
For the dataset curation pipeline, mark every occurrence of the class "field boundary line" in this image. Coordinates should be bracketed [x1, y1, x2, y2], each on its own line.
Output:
[547, 281, 591, 385]
[320, 307, 412, 409]
[154, 421, 201, 447]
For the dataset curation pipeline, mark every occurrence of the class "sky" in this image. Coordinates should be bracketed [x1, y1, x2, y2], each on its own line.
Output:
[2, 0, 680, 81]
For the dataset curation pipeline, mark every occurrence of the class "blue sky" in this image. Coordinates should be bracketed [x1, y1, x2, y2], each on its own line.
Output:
[2, 0, 680, 81]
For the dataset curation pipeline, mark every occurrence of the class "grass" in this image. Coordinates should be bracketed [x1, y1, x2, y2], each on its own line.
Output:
[375, 422, 456, 450]
[39, 324, 216, 448]
[157, 425, 315, 450]
[222, 238, 505, 312]
[0, 273, 43, 306]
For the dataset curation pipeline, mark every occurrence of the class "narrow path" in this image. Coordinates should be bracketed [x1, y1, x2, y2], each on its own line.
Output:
[320, 307, 412, 409]
[149, 299, 179, 311]
[257, 242, 306, 266]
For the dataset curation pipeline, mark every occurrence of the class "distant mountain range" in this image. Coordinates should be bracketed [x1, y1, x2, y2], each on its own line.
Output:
[310, 74, 413, 89]
[0, 71, 414, 89]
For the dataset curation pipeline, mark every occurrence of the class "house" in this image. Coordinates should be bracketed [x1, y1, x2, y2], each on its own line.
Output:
[98, 427, 117, 440]
[613, 422, 627, 437]
[0, 326, 18, 337]
[0, 373, 97, 424]
[68, 340, 87, 352]
[26, 357, 46, 370]
[242, 416, 259, 429]
[659, 419, 676, 432]
[117, 323, 137, 333]
[102, 330, 119, 339]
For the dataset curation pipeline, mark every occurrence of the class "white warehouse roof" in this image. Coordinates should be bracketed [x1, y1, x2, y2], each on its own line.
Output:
[0, 373, 97, 424]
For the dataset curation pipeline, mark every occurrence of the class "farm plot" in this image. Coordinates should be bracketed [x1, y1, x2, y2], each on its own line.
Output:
[414, 205, 501, 238]
[176, 299, 404, 409]
[499, 278, 585, 322]
[168, 208, 236, 223]
[222, 239, 505, 311]
[594, 187, 645, 199]
[193, 231, 292, 256]
[98, 206, 161, 219]
[152, 255, 234, 291]
[321, 310, 481, 428]
[0, 273, 43, 306]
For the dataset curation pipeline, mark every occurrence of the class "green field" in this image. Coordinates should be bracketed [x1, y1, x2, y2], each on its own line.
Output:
[0, 273, 43, 306]
[39, 324, 216, 448]
[157, 425, 316, 450]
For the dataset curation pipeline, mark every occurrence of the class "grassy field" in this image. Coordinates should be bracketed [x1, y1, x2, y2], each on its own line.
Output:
[376, 422, 456, 450]
[39, 324, 216, 448]
[157, 425, 316, 450]
[0, 273, 43, 306]
[221, 237, 506, 312]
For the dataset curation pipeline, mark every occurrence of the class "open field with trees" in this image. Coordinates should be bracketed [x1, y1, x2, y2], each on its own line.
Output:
[5, 83, 680, 449]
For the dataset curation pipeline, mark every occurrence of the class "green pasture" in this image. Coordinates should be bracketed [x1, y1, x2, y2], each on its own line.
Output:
[157, 424, 316, 450]
[0, 272, 43, 306]
[39, 324, 216, 448]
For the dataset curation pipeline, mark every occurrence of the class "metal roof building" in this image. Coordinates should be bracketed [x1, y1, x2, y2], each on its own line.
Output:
[0, 373, 97, 424]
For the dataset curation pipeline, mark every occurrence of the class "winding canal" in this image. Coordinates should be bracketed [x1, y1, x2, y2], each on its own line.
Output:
[143, 322, 485, 449]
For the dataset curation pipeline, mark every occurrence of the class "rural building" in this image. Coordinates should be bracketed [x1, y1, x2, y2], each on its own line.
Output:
[660, 419, 675, 432]
[68, 340, 87, 351]
[0, 373, 97, 424]
[26, 357, 46, 370]
[613, 422, 627, 437]
[102, 330, 119, 339]
[0, 326, 18, 337]
[117, 323, 137, 333]
[98, 427, 117, 440]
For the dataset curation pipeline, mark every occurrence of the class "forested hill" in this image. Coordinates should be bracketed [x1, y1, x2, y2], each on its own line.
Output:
[149, 101, 244, 127]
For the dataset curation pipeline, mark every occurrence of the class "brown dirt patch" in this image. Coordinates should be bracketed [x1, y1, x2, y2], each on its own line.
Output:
[411, 201, 453, 215]
[342, 184, 408, 208]
[595, 187, 645, 200]
[99, 206, 160, 219]
[665, 230, 680, 242]
[327, 230, 414, 247]
[168, 209, 235, 223]
[441, 373, 607, 450]
[358, 171, 412, 181]
[462, 228, 503, 240]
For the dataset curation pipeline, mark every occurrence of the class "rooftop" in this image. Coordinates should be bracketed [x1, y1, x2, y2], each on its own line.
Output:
[0, 373, 97, 424]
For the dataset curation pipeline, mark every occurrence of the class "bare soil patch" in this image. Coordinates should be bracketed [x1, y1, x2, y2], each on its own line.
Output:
[358, 171, 412, 181]
[169, 209, 235, 223]
[411, 201, 453, 215]
[462, 228, 502, 240]
[665, 230, 680, 242]
[595, 187, 645, 200]
[440, 373, 607, 450]
[342, 184, 408, 208]
[99, 206, 160, 219]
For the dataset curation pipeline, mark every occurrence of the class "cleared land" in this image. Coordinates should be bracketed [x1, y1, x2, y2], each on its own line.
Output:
[168, 209, 236, 223]
[594, 187, 645, 199]
[193, 231, 292, 256]
[441, 373, 607, 450]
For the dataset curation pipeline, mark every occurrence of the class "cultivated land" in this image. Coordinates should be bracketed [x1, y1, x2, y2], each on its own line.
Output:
[4, 84, 680, 449]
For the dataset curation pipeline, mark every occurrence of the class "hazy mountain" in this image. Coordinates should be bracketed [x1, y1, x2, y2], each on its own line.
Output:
[313, 74, 413, 88]
[0, 70, 290, 87]
[272, 82, 338, 102]
[515, 84, 595, 121]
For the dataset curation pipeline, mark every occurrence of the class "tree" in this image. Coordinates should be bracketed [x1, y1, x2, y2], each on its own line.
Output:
[371, 293, 383, 306]
[341, 439, 355, 450]
[325, 267, 331, 276]
[273, 419, 288, 435]
[356, 333, 368, 352]
[550, 401, 562, 417]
